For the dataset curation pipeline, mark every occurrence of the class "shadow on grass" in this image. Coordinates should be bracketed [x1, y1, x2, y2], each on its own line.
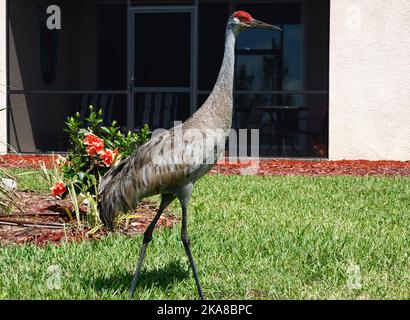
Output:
[92, 261, 189, 293]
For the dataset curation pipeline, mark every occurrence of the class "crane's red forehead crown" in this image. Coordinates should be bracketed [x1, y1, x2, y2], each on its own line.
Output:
[233, 11, 253, 22]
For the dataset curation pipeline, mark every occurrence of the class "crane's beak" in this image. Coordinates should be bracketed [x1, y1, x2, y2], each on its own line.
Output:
[249, 19, 282, 32]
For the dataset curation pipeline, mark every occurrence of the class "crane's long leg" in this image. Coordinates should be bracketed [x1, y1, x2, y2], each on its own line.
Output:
[181, 204, 205, 300]
[129, 193, 175, 299]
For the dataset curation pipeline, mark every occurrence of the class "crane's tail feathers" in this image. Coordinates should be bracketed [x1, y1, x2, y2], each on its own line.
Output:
[98, 160, 130, 231]
[97, 199, 115, 231]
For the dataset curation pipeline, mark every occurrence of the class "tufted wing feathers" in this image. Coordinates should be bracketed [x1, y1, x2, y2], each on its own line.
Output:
[98, 127, 225, 230]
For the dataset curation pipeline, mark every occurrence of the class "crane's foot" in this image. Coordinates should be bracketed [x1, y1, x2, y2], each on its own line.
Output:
[129, 287, 136, 300]
[129, 271, 140, 299]
[193, 269, 205, 300]
[129, 241, 149, 300]
[129, 270, 140, 300]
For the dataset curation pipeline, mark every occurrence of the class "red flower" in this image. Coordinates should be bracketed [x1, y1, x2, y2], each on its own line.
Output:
[83, 133, 105, 157]
[50, 182, 67, 197]
[99, 148, 119, 167]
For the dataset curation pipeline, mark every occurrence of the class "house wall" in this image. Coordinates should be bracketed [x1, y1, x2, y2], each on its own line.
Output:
[0, 0, 6, 153]
[329, 0, 410, 161]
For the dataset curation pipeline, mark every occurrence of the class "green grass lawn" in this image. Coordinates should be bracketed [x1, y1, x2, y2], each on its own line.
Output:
[0, 170, 409, 300]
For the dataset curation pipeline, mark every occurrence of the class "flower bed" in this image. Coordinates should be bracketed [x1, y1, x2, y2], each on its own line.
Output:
[212, 159, 410, 176]
[1, 154, 409, 176]
[0, 154, 56, 169]
[0, 108, 158, 245]
[0, 192, 177, 246]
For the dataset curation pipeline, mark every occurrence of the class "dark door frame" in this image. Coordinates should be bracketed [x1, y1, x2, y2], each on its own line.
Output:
[127, 2, 198, 131]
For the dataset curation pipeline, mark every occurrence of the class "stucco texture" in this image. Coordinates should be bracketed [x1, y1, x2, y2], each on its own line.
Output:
[329, 0, 410, 160]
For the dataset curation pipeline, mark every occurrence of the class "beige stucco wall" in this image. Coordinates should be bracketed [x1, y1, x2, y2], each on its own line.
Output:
[329, 0, 410, 160]
[0, 0, 6, 153]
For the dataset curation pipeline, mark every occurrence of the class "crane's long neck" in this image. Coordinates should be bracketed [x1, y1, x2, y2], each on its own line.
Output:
[214, 26, 237, 99]
[192, 26, 237, 130]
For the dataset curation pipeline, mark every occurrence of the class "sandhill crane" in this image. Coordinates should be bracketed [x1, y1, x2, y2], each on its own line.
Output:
[98, 11, 281, 299]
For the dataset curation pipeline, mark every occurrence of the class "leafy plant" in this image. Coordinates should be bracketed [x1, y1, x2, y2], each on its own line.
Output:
[52, 106, 150, 198]
[41, 106, 150, 231]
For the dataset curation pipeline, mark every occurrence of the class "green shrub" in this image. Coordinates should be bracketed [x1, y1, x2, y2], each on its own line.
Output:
[48, 106, 150, 198]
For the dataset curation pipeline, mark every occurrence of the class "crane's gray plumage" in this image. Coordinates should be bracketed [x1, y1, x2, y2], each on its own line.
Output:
[99, 27, 236, 229]
[98, 11, 280, 299]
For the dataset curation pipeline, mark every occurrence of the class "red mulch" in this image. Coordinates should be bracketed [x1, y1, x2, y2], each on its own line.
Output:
[0, 192, 177, 246]
[0, 154, 56, 169]
[211, 159, 410, 177]
[1, 154, 410, 176]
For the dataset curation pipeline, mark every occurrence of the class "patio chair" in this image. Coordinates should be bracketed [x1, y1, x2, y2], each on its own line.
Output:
[79, 94, 114, 124]
[234, 107, 277, 156]
[135, 92, 179, 130]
